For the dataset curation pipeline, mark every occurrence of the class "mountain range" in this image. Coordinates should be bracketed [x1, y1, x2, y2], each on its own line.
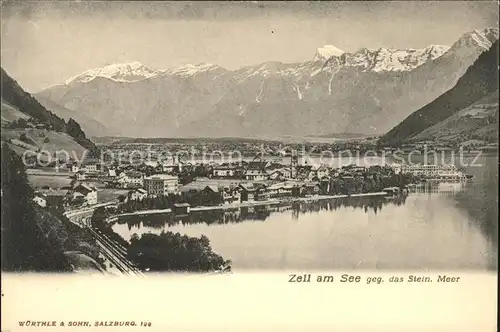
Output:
[380, 40, 499, 146]
[36, 28, 499, 138]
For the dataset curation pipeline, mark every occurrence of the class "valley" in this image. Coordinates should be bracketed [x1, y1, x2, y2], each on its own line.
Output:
[1, 17, 498, 276]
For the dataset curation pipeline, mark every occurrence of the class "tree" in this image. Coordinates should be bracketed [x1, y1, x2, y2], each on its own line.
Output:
[65, 118, 100, 157]
[90, 207, 129, 248]
[65, 118, 84, 140]
[127, 231, 231, 272]
[1, 144, 71, 272]
[8, 118, 29, 129]
[90, 206, 108, 228]
[130, 233, 139, 242]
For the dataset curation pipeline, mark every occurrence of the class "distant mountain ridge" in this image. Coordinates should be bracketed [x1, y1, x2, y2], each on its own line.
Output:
[65, 61, 158, 84]
[37, 28, 499, 138]
[379, 40, 499, 146]
[34, 95, 111, 138]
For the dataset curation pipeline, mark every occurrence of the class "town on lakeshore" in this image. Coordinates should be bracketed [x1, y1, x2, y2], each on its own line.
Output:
[29, 144, 475, 217]
[1, 2, 497, 277]
[19, 140, 478, 275]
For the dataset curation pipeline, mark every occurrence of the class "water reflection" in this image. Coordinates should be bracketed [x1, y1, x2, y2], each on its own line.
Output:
[112, 178, 497, 271]
[118, 183, 475, 232]
[118, 195, 408, 230]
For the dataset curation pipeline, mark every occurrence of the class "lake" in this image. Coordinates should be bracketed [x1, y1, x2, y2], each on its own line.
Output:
[112, 155, 498, 271]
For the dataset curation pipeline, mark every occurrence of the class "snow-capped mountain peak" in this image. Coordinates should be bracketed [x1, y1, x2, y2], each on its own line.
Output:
[317, 45, 450, 73]
[451, 27, 499, 51]
[424, 44, 451, 58]
[161, 63, 224, 77]
[65, 61, 159, 84]
[313, 45, 345, 61]
[443, 27, 499, 63]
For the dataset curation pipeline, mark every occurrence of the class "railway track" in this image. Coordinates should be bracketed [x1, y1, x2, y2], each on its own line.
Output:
[89, 227, 144, 277]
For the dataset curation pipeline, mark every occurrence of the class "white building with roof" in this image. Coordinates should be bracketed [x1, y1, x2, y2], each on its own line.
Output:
[212, 166, 236, 178]
[144, 174, 179, 196]
[245, 169, 267, 181]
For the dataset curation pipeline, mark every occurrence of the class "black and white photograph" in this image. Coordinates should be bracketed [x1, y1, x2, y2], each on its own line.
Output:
[1, 1, 498, 329]
[1, 0, 498, 274]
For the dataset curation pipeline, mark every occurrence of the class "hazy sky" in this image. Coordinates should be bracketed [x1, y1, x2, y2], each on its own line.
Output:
[1, 1, 498, 92]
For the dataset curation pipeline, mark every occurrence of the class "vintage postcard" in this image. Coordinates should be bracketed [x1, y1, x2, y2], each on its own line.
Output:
[1, 1, 498, 331]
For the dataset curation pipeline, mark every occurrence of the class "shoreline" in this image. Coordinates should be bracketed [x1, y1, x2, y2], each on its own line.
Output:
[111, 191, 388, 219]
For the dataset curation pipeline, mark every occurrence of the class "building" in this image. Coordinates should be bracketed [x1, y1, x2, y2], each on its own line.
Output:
[351, 166, 366, 174]
[267, 182, 295, 198]
[398, 164, 464, 179]
[319, 177, 331, 194]
[161, 162, 184, 173]
[116, 172, 128, 187]
[202, 185, 241, 205]
[308, 165, 329, 180]
[239, 183, 257, 202]
[75, 171, 86, 181]
[160, 158, 184, 173]
[73, 183, 98, 205]
[212, 166, 236, 178]
[280, 168, 293, 179]
[267, 169, 284, 181]
[40, 189, 69, 208]
[125, 171, 144, 187]
[115, 171, 144, 188]
[245, 169, 267, 181]
[315, 165, 330, 179]
[161, 163, 176, 173]
[220, 186, 241, 204]
[255, 185, 270, 201]
[144, 160, 159, 168]
[68, 191, 87, 207]
[128, 188, 148, 201]
[181, 178, 240, 192]
[389, 164, 402, 174]
[81, 160, 102, 174]
[70, 163, 80, 173]
[245, 160, 271, 181]
[144, 174, 179, 196]
[301, 182, 321, 197]
[173, 203, 191, 216]
[268, 167, 293, 180]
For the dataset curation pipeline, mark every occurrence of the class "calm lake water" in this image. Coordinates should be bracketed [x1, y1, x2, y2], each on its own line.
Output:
[112, 155, 498, 271]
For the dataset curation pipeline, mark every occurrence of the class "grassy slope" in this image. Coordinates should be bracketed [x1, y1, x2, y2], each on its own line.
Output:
[410, 90, 499, 143]
[1, 128, 88, 153]
[1, 99, 31, 123]
[1, 68, 100, 156]
[1, 99, 89, 161]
